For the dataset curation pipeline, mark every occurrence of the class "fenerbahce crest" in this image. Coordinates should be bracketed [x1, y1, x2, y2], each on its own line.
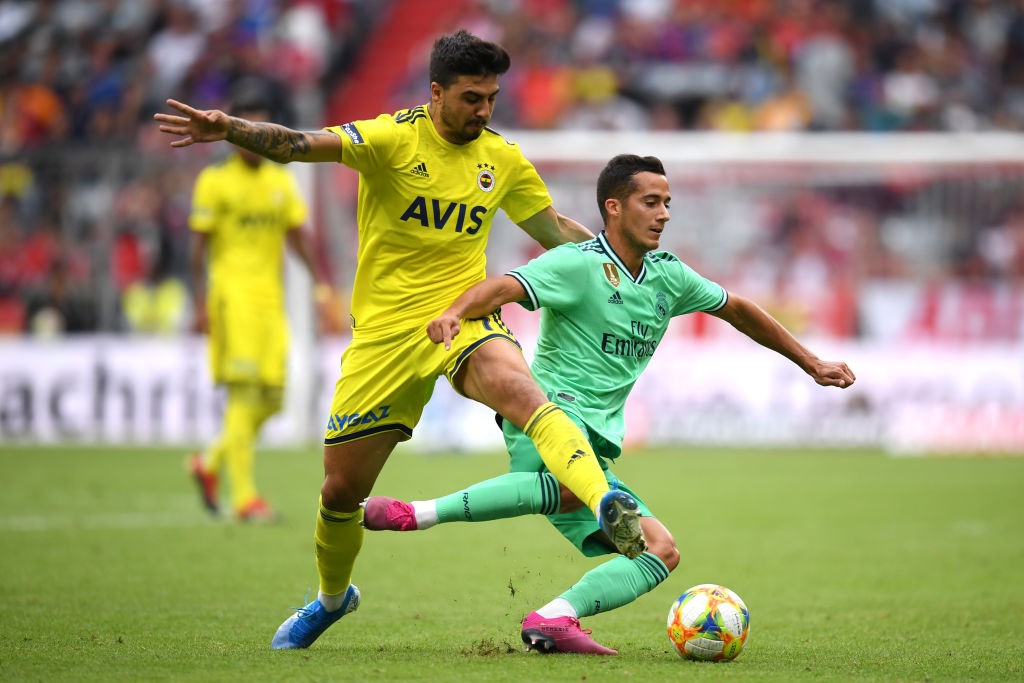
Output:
[476, 163, 496, 192]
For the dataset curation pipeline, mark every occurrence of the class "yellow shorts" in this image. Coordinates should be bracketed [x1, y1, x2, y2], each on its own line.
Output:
[207, 289, 288, 387]
[323, 311, 518, 445]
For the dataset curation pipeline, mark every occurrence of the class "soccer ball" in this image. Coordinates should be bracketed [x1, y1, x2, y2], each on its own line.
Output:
[667, 583, 750, 661]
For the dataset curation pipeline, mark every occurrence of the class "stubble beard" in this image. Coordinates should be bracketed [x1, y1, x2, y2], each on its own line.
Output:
[441, 106, 485, 144]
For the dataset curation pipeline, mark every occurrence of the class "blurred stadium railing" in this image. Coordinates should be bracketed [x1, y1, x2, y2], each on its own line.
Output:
[1, 132, 1022, 454]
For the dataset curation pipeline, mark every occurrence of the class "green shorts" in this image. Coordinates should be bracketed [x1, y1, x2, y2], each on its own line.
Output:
[502, 415, 652, 558]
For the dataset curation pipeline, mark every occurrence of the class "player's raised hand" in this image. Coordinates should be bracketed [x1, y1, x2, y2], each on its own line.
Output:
[426, 312, 462, 350]
[809, 360, 856, 389]
[154, 99, 231, 147]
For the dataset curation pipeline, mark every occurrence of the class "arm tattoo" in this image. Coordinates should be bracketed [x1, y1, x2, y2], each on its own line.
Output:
[226, 118, 311, 163]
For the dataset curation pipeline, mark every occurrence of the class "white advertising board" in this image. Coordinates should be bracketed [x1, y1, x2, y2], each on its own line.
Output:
[0, 336, 1021, 455]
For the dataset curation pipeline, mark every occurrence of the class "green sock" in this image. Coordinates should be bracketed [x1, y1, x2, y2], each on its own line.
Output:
[561, 552, 670, 618]
[435, 472, 560, 523]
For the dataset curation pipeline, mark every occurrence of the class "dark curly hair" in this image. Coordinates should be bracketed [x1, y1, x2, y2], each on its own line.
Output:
[429, 29, 511, 88]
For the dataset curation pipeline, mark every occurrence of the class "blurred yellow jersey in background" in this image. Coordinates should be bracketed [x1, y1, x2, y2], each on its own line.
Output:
[189, 154, 308, 386]
[189, 153, 308, 305]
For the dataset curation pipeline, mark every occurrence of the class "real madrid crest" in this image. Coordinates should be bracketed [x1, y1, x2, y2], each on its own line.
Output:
[476, 162, 496, 192]
[655, 291, 668, 320]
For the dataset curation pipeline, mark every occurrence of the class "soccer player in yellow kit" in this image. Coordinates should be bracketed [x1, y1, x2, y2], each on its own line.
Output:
[187, 96, 330, 522]
[155, 30, 645, 650]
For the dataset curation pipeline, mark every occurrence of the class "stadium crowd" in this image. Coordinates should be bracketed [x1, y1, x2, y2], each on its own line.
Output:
[0, 0, 380, 334]
[1, 0, 1023, 337]
[413, 0, 1024, 133]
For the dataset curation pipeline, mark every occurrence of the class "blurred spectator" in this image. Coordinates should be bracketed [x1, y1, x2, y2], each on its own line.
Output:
[19, 217, 64, 291]
[696, 91, 755, 131]
[143, 2, 206, 108]
[23, 257, 97, 336]
[558, 63, 650, 129]
[882, 44, 941, 128]
[510, 38, 575, 128]
[753, 68, 813, 130]
[121, 231, 190, 335]
[0, 197, 26, 332]
[793, 2, 856, 130]
[0, 198, 22, 291]
[3, 70, 67, 146]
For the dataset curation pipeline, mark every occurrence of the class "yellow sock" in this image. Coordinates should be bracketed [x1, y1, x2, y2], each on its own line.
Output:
[524, 402, 609, 516]
[315, 497, 364, 596]
[221, 385, 259, 511]
[253, 387, 283, 431]
[206, 385, 253, 475]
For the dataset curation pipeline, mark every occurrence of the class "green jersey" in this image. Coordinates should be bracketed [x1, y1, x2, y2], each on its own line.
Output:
[508, 231, 727, 458]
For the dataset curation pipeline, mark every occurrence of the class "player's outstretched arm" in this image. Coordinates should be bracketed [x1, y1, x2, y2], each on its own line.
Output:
[427, 275, 526, 350]
[154, 99, 341, 164]
[517, 206, 595, 249]
[710, 292, 856, 389]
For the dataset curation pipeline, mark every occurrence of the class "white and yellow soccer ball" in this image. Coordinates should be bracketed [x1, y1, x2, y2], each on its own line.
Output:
[667, 583, 750, 661]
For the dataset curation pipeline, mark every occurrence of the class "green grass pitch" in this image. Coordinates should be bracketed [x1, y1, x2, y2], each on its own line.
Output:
[1, 444, 1022, 682]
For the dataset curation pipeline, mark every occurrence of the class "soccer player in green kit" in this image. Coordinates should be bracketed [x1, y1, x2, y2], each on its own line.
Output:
[363, 154, 856, 655]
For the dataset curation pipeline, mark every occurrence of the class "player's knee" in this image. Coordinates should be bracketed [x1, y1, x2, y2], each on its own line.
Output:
[319, 474, 365, 513]
[458, 347, 546, 427]
[261, 388, 283, 413]
[642, 520, 680, 571]
[490, 377, 547, 428]
[653, 539, 680, 572]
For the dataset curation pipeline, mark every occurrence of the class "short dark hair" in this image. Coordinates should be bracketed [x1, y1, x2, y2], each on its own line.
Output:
[429, 29, 511, 88]
[596, 155, 667, 222]
[230, 77, 272, 117]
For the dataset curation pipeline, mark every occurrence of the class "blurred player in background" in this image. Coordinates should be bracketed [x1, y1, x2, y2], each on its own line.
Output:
[363, 154, 856, 654]
[187, 89, 331, 523]
[156, 30, 645, 649]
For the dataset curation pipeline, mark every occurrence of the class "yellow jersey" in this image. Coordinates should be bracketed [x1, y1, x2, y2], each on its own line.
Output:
[189, 153, 308, 303]
[326, 105, 551, 337]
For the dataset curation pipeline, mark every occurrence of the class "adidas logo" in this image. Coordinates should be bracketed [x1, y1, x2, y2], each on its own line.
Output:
[607, 291, 623, 304]
[410, 162, 429, 177]
[565, 449, 587, 468]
